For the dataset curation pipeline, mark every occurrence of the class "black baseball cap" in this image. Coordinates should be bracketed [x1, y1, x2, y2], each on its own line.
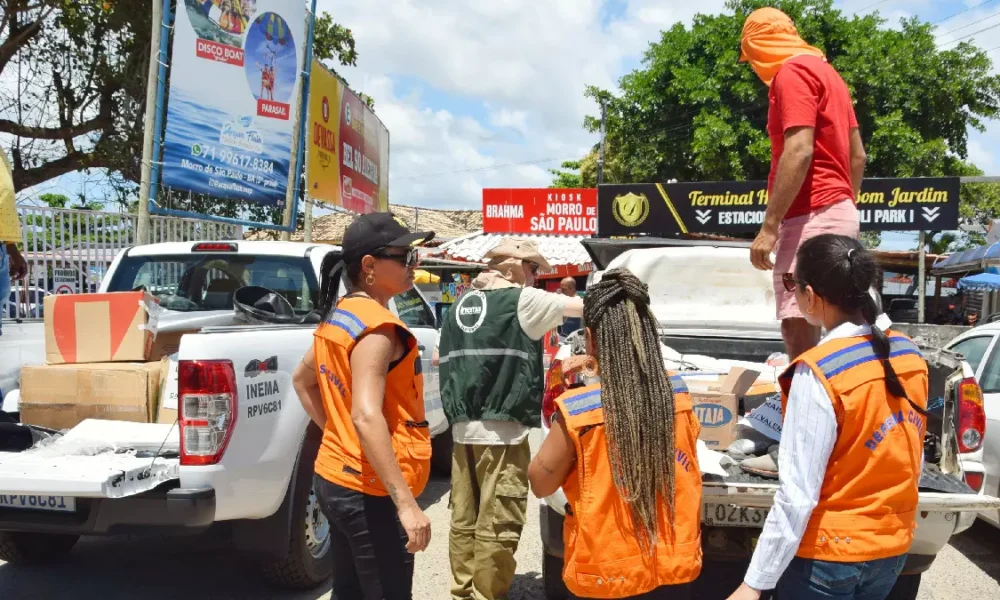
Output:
[341, 212, 435, 261]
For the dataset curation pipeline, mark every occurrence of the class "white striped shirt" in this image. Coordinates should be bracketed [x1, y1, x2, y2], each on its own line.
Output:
[744, 316, 893, 590]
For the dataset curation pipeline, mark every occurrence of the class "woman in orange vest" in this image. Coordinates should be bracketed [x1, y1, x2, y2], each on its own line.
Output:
[728, 234, 928, 600]
[292, 212, 435, 600]
[528, 268, 703, 599]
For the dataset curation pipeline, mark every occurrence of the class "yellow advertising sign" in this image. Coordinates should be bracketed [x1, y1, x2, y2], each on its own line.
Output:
[306, 59, 390, 213]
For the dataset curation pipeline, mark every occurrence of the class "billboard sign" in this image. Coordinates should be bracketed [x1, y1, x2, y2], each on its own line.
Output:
[306, 60, 390, 213]
[597, 178, 960, 237]
[482, 188, 597, 235]
[160, 0, 307, 207]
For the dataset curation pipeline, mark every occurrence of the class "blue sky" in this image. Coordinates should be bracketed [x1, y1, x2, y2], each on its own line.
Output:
[15, 0, 1000, 251]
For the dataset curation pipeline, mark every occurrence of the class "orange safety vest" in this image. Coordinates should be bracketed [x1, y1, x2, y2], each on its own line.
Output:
[555, 375, 703, 599]
[313, 296, 431, 497]
[778, 331, 928, 562]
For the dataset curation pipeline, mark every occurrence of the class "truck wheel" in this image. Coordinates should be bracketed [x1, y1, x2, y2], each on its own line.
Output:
[886, 574, 921, 600]
[262, 432, 333, 589]
[543, 551, 569, 600]
[431, 429, 453, 476]
[0, 531, 79, 564]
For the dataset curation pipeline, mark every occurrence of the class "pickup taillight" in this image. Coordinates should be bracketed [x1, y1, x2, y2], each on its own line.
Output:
[178, 360, 238, 466]
[958, 377, 986, 454]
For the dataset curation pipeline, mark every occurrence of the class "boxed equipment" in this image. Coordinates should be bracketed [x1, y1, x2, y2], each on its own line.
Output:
[44, 292, 160, 364]
[682, 367, 766, 450]
[19, 362, 164, 431]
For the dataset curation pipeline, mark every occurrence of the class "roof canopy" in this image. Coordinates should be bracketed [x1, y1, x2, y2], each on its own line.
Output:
[932, 241, 1000, 275]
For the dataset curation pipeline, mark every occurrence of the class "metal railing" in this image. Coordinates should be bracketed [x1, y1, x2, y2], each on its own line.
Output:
[4, 206, 241, 320]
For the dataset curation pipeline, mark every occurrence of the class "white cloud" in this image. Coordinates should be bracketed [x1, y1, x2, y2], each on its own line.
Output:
[316, 0, 730, 208]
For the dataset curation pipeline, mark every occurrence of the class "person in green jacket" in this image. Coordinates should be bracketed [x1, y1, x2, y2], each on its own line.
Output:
[439, 238, 584, 600]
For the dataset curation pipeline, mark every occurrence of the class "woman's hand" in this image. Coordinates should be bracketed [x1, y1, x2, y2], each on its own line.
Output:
[397, 502, 432, 553]
[726, 583, 763, 600]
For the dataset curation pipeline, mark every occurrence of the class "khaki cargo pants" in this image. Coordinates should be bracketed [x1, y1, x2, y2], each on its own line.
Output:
[449, 440, 530, 600]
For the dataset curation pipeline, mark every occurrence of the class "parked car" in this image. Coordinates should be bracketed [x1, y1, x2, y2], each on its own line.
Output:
[0, 240, 448, 589]
[944, 321, 1000, 528]
[888, 298, 920, 324]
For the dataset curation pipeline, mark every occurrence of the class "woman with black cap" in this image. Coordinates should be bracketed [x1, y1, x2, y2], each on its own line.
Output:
[292, 212, 435, 600]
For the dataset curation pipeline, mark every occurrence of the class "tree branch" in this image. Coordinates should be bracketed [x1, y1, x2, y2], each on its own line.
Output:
[12, 150, 97, 192]
[0, 114, 111, 140]
[0, 6, 55, 74]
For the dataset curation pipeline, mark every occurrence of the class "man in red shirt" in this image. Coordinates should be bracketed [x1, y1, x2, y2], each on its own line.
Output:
[740, 7, 867, 360]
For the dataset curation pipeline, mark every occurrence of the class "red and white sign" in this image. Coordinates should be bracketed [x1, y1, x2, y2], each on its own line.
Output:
[195, 39, 244, 67]
[482, 188, 598, 235]
[257, 99, 290, 120]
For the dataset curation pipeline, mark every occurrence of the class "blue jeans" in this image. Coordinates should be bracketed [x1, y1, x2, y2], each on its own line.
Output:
[0, 250, 9, 336]
[777, 554, 907, 599]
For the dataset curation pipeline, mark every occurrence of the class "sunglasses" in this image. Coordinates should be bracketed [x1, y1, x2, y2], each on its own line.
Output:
[781, 273, 805, 293]
[373, 248, 419, 267]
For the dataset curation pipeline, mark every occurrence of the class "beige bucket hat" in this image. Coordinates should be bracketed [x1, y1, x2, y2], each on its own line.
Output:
[485, 238, 553, 273]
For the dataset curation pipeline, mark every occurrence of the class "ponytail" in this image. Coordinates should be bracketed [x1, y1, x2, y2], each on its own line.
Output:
[318, 249, 361, 318]
[797, 235, 926, 415]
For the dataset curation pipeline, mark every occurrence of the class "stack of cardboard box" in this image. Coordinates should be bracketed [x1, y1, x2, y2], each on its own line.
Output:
[18, 292, 190, 431]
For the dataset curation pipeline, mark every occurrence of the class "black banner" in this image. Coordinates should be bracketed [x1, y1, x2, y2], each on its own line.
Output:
[597, 178, 960, 237]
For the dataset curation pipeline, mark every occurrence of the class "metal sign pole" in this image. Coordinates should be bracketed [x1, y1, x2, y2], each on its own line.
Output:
[281, 0, 318, 240]
[136, 0, 163, 246]
[918, 230, 926, 323]
[145, 0, 174, 242]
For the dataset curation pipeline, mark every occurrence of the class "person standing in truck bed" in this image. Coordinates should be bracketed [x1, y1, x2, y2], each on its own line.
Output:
[728, 235, 928, 600]
[528, 269, 703, 599]
[740, 7, 867, 360]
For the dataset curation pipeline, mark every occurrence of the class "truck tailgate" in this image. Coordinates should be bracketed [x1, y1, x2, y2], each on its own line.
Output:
[704, 483, 1000, 512]
[0, 420, 180, 498]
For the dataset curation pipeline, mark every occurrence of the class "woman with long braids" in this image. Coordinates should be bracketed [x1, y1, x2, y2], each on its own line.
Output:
[528, 269, 703, 599]
[728, 233, 928, 600]
[292, 212, 435, 599]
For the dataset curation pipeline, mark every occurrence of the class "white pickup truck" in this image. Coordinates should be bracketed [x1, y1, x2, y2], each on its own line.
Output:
[0, 240, 451, 589]
[537, 237, 1000, 600]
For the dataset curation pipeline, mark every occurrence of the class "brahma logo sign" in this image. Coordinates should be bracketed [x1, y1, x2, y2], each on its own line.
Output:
[482, 189, 598, 235]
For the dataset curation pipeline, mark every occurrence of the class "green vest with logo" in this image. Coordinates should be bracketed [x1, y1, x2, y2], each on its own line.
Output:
[439, 287, 544, 429]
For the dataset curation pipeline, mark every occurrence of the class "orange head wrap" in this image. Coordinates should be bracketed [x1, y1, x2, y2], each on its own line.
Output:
[739, 7, 825, 86]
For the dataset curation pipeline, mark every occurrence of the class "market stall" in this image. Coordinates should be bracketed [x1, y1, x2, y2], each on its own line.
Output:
[433, 188, 599, 293]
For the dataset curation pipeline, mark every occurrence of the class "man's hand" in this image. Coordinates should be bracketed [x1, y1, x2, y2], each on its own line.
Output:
[727, 583, 763, 600]
[398, 503, 432, 553]
[750, 225, 779, 271]
[6, 244, 26, 280]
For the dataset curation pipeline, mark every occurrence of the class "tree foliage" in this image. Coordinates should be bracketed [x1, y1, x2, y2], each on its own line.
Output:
[573, 0, 1000, 226]
[0, 0, 364, 201]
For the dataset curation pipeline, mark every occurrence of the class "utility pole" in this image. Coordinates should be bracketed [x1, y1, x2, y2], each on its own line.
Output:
[304, 198, 313, 242]
[136, 0, 162, 246]
[918, 230, 926, 324]
[597, 100, 607, 186]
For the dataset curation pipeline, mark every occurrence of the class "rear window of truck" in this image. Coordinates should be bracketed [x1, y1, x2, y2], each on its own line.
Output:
[107, 254, 319, 314]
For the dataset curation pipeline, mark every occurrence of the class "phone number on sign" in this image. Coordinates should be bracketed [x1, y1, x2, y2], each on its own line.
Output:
[192, 144, 275, 175]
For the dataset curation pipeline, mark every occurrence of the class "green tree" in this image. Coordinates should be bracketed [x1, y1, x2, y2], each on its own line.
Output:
[1, 0, 364, 195]
[572, 0, 1000, 227]
[549, 161, 583, 188]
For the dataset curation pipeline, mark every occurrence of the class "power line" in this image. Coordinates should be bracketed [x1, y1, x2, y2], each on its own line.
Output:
[937, 9, 1000, 38]
[932, 0, 999, 26]
[854, 0, 893, 15]
[939, 21, 1000, 47]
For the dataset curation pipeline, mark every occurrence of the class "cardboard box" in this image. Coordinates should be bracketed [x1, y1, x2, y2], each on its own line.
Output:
[149, 329, 198, 361]
[684, 367, 762, 450]
[691, 390, 739, 450]
[157, 357, 179, 425]
[44, 292, 160, 364]
[20, 362, 164, 430]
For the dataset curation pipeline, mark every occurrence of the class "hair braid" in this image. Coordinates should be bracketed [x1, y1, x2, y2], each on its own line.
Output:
[583, 268, 676, 554]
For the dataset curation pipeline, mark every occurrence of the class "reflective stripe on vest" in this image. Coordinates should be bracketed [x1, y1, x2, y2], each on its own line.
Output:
[778, 332, 928, 562]
[313, 296, 431, 498]
[438, 347, 533, 364]
[555, 383, 703, 598]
